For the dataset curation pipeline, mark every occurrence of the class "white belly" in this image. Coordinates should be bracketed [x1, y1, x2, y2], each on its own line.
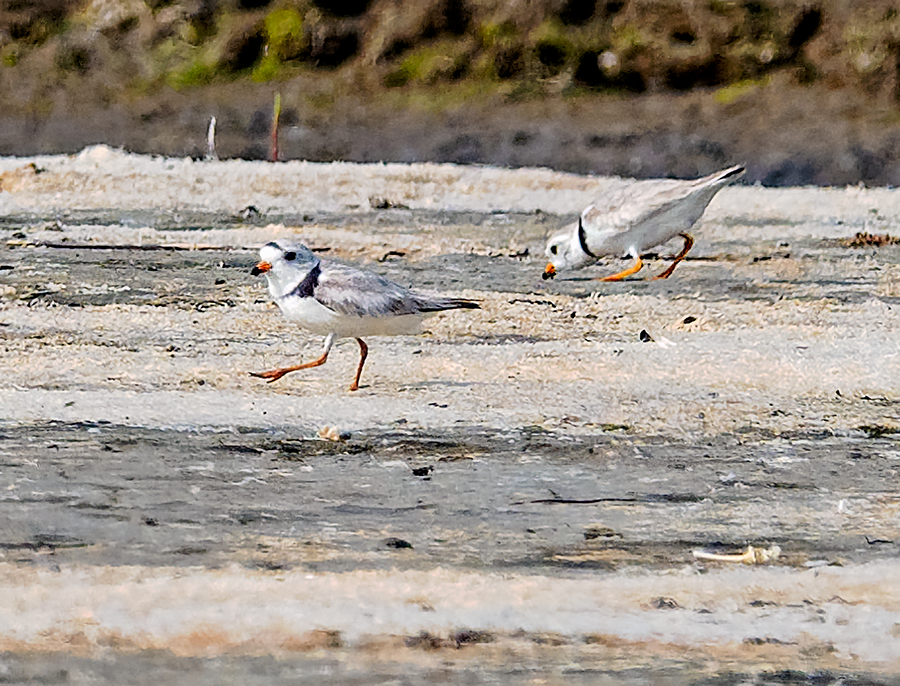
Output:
[596, 219, 683, 256]
[277, 296, 424, 339]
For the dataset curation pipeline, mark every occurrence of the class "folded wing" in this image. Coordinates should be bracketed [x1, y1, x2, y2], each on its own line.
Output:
[581, 165, 744, 253]
[314, 263, 478, 317]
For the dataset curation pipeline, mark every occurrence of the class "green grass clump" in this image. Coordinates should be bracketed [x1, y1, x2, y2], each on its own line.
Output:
[252, 55, 281, 82]
[713, 76, 768, 104]
[478, 20, 518, 49]
[384, 42, 467, 88]
[265, 7, 305, 60]
[167, 59, 216, 89]
[1, 44, 19, 67]
[612, 24, 648, 56]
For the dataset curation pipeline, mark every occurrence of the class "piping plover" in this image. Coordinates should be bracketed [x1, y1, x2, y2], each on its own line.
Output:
[543, 165, 744, 281]
[250, 241, 479, 391]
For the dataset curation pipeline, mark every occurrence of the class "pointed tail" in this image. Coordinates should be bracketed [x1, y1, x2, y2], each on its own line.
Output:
[710, 164, 745, 184]
[419, 297, 481, 313]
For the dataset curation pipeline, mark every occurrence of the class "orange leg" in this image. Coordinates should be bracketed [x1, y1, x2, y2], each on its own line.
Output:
[250, 350, 329, 383]
[349, 338, 368, 391]
[250, 333, 334, 384]
[599, 256, 644, 281]
[651, 233, 694, 280]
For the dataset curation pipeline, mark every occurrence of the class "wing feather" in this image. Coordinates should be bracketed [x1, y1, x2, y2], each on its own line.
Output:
[313, 262, 426, 317]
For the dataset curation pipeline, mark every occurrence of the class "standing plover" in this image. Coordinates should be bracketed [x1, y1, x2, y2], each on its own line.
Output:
[250, 241, 479, 391]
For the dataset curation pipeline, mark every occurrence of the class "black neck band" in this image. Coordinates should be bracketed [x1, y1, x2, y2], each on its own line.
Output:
[577, 217, 598, 259]
[285, 262, 321, 299]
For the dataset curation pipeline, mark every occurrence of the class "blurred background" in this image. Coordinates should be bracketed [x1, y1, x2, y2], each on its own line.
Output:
[0, 0, 897, 186]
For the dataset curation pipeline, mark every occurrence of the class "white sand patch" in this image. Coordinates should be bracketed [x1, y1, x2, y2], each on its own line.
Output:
[0, 146, 899, 238]
[0, 561, 898, 664]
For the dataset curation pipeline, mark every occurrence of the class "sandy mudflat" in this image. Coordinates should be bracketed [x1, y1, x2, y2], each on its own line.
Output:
[0, 147, 899, 684]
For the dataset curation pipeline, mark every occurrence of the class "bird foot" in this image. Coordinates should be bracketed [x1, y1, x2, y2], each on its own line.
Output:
[249, 370, 287, 383]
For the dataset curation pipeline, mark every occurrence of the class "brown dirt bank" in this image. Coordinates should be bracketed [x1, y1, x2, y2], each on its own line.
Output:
[3, 0, 900, 185]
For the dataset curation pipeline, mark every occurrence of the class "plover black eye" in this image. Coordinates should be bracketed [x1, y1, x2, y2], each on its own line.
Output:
[550, 245, 558, 255]
[283, 251, 297, 261]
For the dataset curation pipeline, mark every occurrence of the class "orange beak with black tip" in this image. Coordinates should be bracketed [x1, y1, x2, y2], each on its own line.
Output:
[251, 261, 272, 276]
[542, 262, 556, 280]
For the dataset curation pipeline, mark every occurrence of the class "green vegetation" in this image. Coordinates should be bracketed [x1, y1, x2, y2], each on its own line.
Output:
[384, 41, 469, 88]
[0, 0, 893, 112]
[713, 76, 769, 104]
[264, 7, 305, 61]
[611, 24, 648, 56]
[1, 44, 19, 67]
[477, 20, 518, 49]
[252, 55, 281, 82]
[167, 58, 216, 90]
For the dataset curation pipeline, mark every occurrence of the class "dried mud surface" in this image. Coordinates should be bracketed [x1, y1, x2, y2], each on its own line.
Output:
[0, 156, 899, 683]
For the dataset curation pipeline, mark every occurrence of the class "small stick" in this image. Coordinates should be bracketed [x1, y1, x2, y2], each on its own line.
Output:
[6, 240, 225, 251]
[206, 116, 217, 160]
[692, 545, 781, 565]
[271, 93, 281, 162]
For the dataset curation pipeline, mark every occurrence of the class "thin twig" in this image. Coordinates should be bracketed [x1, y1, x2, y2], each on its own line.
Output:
[206, 116, 218, 161]
[7, 240, 228, 251]
[271, 93, 281, 162]
[692, 545, 781, 564]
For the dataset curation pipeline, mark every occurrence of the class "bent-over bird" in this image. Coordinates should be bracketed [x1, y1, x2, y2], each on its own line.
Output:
[543, 165, 744, 281]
